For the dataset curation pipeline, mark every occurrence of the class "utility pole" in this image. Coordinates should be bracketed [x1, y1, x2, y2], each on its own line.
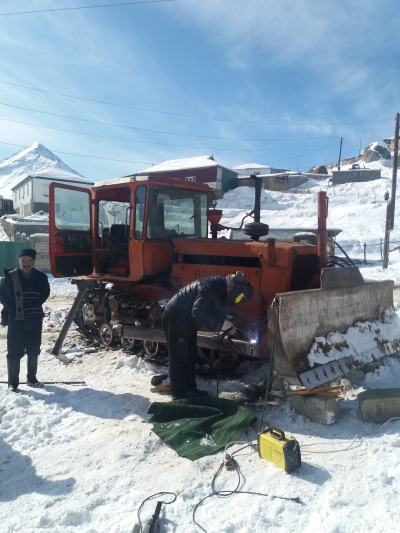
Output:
[359, 138, 362, 156]
[338, 138, 343, 170]
[383, 112, 400, 268]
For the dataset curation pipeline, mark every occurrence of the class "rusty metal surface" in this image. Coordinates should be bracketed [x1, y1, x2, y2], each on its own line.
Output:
[320, 266, 364, 289]
[268, 280, 395, 384]
[121, 326, 252, 355]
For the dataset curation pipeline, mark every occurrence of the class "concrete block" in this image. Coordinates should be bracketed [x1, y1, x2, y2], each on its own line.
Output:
[291, 394, 342, 425]
[358, 388, 400, 423]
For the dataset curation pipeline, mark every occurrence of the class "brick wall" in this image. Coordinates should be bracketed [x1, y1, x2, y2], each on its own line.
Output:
[28, 234, 51, 273]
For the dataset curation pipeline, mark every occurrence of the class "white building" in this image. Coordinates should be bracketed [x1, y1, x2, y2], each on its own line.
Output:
[232, 163, 272, 176]
[11, 169, 94, 216]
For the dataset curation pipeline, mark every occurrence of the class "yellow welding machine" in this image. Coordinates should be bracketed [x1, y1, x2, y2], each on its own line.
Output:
[258, 427, 301, 473]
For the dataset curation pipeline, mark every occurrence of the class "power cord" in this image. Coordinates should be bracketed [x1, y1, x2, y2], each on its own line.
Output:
[134, 492, 177, 533]
[301, 417, 400, 456]
[193, 440, 302, 533]
[259, 303, 280, 433]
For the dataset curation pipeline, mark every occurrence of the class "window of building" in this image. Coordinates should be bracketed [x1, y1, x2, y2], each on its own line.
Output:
[43, 185, 50, 197]
[185, 176, 196, 182]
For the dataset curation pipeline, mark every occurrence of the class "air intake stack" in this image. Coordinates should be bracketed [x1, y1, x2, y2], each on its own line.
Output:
[243, 174, 269, 241]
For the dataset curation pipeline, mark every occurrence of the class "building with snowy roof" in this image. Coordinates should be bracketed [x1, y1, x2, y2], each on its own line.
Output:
[232, 163, 272, 176]
[232, 163, 290, 176]
[134, 155, 238, 192]
[11, 168, 94, 216]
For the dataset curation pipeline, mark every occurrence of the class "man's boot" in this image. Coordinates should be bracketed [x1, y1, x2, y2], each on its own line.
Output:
[27, 356, 44, 388]
[7, 358, 20, 393]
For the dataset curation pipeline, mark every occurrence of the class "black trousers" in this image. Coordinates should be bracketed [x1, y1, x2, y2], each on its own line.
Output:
[7, 320, 43, 361]
[161, 309, 197, 396]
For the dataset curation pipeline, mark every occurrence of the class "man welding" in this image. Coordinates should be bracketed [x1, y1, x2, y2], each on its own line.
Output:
[161, 271, 253, 400]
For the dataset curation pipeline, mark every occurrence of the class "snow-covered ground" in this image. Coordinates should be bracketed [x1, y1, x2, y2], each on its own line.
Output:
[1, 158, 400, 532]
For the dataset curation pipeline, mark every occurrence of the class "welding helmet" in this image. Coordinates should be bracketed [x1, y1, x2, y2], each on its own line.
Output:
[225, 272, 254, 306]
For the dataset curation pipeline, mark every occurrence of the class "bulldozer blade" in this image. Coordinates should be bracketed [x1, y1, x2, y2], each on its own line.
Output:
[268, 278, 395, 386]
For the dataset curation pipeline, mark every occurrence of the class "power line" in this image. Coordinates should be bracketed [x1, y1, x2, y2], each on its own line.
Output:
[0, 116, 318, 153]
[0, 139, 340, 167]
[0, 79, 392, 127]
[0, 0, 177, 17]
[0, 102, 392, 142]
[266, 142, 339, 165]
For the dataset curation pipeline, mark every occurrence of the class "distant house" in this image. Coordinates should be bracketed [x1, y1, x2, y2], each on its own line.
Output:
[0, 195, 14, 216]
[11, 169, 94, 216]
[134, 155, 238, 192]
[233, 163, 272, 176]
[236, 172, 309, 191]
[232, 163, 289, 176]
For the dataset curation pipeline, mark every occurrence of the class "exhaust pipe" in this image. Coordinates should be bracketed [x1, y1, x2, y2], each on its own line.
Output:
[318, 191, 327, 270]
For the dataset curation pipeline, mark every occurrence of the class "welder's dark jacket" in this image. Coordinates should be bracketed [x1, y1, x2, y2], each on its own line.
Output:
[0, 268, 50, 322]
[164, 275, 227, 331]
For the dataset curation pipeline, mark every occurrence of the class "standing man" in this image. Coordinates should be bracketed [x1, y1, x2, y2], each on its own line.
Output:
[162, 271, 253, 400]
[0, 248, 50, 392]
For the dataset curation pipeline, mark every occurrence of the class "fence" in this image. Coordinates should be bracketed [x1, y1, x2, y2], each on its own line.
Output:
[0, 242, 27, 273]
[335, 237, 400, 264]
[0, 236, 51, 274]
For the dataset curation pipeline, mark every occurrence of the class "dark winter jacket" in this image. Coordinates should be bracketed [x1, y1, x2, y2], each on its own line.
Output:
[164, 276, 227, 331]
[0, 268, 50, 322]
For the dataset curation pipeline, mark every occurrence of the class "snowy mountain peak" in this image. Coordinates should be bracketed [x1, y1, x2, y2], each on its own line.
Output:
[0, 142, 83, 198]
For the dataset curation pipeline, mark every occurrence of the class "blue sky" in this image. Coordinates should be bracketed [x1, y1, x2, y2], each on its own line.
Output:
[0, 0, 399, 182]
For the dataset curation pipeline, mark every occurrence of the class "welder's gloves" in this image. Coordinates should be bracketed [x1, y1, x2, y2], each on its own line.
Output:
[220, 319, 240, 338]
[222, 319, 234, 332]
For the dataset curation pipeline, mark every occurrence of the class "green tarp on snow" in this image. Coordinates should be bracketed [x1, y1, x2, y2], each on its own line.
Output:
[147, 396, 256, 461]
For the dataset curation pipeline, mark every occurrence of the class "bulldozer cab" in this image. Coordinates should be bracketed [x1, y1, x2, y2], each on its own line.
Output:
[49, 182, 133, 278]
[49, 179, 210, 279]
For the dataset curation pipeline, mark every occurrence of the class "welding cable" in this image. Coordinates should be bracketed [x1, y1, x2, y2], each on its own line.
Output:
[258, 303, 280, 433]
[193, 490, 302, 533]
[224, 440, 258, 457]
[192, 437, 302, 532]
[302, 418, 400, 456]
[135, 491, 177, 533]
[376, 417, 400, 430]
[301, 434, 360, 455]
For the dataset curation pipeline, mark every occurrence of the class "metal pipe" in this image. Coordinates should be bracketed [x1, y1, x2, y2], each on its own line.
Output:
[334, 240, 356, 267]
[383, 112, 399, 268]
[252, 174, 261, 223]
[51, 285, 87, 355]
[390, 112, 399, 230]
[317, 191, 328, 270]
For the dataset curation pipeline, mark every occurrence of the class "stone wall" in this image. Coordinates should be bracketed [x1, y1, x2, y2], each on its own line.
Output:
[0, 218, 49, 241]
[330, 168, 381, 185]
[238, 174, 308, 191]
[28, 234, 51, 273]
